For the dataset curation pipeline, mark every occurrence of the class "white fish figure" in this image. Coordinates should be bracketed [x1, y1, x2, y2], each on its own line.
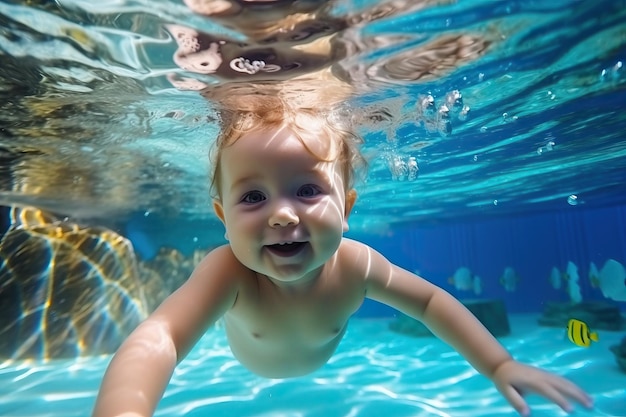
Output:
[473, 275, 483, 295]
[589, 262, 600, 286]
[549, 266, 562, 289]
[448, 267, 474, 291]
[598, 259, 626, 301]
[500, 267, 519, 292]
[566, 261, 582, 303]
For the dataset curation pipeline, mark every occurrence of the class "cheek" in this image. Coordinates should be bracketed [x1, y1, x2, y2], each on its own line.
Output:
[226, 208, 262, 232]
[307, 199, 345, 226]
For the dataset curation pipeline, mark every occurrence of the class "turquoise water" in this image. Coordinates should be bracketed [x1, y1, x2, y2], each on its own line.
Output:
[2, 315, 624, 417]
[1, 0, 626, 416]
[1, 0, 625, 241]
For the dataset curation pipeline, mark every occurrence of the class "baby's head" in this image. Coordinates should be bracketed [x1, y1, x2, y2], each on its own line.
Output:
[209, 94, 365, 201]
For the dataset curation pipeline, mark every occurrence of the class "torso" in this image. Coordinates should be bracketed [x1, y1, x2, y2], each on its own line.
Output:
[223, 245, 365, 378]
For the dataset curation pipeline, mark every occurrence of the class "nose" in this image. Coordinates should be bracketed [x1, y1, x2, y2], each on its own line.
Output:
[269, 202, 299, 228]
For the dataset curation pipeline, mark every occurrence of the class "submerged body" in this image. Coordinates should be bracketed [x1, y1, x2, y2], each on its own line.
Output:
[93, 105, 593, 417]
[222, 242, 360, 378]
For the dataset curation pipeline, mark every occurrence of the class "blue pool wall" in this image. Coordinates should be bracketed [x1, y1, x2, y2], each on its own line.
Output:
[350, 204, 626, 317]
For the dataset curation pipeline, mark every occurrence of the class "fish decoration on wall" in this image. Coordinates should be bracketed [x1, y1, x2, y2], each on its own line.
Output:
[565, 261, 583, 303]
[588, 262, 600, 286]
[548, 261, 582, 303]
[549, 266, 562, 290]
[500, 266, 519, 292]
[448, 267, 482, 295]
[592, 259, 626, 302]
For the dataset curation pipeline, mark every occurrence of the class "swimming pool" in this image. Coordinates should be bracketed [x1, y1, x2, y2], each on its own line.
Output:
[1, 0, 626, 416]
[2, 314, 624, 417]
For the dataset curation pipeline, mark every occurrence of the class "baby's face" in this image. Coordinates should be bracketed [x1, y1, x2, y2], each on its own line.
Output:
[213, 125, 352, 287]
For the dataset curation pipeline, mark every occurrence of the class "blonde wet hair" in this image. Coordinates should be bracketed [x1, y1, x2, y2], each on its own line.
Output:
[208, 91, 365, 200]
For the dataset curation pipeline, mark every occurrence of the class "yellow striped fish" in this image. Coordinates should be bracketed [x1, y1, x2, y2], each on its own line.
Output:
[567, 319, 599, 347]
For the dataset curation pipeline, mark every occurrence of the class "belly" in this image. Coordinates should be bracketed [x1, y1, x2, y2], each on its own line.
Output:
[225, 324, 346, 378]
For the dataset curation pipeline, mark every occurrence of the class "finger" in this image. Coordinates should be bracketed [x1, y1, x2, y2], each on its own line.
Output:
[499, 385, 530, 417]
[538, 383, 573, 413]
[549, 376, 594, 408]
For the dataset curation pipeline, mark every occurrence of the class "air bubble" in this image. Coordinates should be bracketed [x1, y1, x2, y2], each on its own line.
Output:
[600, 60, 623, 83]
[407, 157, 419, 181]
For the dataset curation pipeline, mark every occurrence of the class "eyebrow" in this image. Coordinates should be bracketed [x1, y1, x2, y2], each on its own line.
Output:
[230, 167, 333, 190]
[230, 174, 259, 191]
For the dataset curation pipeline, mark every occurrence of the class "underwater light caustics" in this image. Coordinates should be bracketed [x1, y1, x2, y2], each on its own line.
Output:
[0, 207, 149, 360]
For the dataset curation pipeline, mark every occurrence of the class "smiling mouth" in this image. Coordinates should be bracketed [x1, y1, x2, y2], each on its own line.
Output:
[266, 242, 307, 257]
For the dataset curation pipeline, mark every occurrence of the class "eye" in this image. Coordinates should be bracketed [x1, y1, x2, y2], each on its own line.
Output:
[298, 184, 321, 198]
[241, 191, 266, 204]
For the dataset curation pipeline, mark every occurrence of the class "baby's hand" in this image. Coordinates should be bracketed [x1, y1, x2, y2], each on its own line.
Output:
[491, 360, 593, 416]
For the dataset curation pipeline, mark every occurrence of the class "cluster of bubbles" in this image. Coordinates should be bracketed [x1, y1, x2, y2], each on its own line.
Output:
[415, 90, 470, 138]
[600, 60, 623, 83]
[354, 89, 470, 141]
[536, 138, 585, 208]
[384, 90, 468, 181]
[387, 155, 419, 182]
[349, 89, 470, 182]
[536, 139, 556, 155]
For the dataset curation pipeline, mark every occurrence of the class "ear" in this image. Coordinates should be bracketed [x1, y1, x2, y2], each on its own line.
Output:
[342, 189, 357, 232]
[213, 199, 226, 223]
[213, 199, 229, 240]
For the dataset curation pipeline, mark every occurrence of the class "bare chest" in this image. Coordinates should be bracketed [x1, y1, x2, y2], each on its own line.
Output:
[222, 276, 364, 377]
[225, 277, 364, 344]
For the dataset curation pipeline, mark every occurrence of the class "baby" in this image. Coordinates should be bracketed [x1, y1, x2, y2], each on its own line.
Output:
[93, 97, 593, 417]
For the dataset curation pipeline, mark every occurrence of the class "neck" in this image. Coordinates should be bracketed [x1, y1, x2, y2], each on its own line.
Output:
[259, 265, 326, 295]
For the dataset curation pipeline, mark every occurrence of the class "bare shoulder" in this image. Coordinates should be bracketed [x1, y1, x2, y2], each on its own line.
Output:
[337, 238, 439, 310]
[337, 237, 374, 254]
[337, 238, 388, 266]
[145, 244, 246, 358]
[336, 238, 391, 279]
[192, 244, 246, 277]
[154, 244, 244, 325]
[183, 244, 252, 299]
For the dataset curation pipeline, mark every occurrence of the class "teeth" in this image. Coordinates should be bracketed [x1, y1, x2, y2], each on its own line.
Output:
[279, 242, 294, 245]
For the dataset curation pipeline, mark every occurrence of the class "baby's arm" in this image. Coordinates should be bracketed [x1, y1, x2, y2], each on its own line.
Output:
[397, 278, 592, 415]
[92, 245, 240, 417]
[345, 240, 592, 415]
